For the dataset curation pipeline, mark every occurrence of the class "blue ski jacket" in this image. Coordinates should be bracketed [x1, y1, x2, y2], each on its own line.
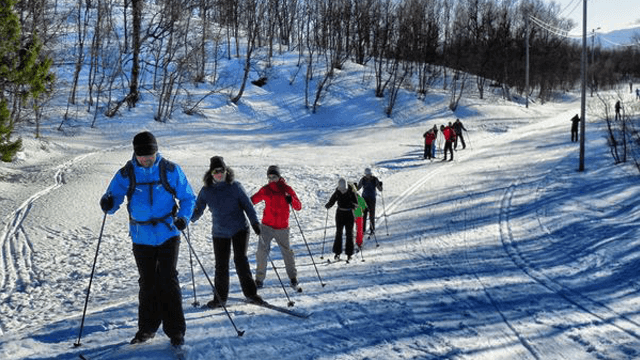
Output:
[102, 153, 196, 246]
[191, 175, 259, 239]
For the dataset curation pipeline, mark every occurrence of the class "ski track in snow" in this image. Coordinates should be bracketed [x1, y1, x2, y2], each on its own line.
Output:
[497, 162, 640, 358]
[0, 153, 95, 335]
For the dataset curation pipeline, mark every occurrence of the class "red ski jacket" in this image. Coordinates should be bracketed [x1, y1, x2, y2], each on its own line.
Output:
[423, 131, 436, 145]
[443, 126, 456, 142]
[251, 178, 302, 229]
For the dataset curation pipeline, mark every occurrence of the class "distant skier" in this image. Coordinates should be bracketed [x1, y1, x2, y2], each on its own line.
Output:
[325, 178, 358, 261]
[570, 114, 580, 142]
[441, 124, 456, 161]
[251, 165, 302, 291]
[357, 168, 383, 235]
[99, 131, 196, 347]
[615, 101, 621, 121]
[452, 119, 467, 150]
[422, 128, 436, 159]
[636, 88, 639, 100]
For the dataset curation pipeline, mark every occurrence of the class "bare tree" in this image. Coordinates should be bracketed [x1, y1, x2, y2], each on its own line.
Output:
[231, 0, 261, 104]
[372, 0, 395, 98]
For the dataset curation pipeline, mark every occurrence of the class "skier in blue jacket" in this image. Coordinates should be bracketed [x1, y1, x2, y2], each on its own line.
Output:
[191, 156, 264, 309]
[100, 131, 196, 347]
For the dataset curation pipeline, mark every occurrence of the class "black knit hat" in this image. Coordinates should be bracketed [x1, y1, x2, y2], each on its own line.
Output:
[267, 165, 280, 177]
[132, 131, 158, 156]
[209, 156, 226, 170]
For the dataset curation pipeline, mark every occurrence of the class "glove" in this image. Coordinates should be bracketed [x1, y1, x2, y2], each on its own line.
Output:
[325, 204, 331, 209]
[252, 223, 261, 236]
[175, 217, 187, 231]
[285, 194, 292, 204]
[379, 182, 383, 191]
[100, 195, 113, 213]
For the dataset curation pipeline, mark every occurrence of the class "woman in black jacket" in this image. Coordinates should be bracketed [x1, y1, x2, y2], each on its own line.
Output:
[325, 178, 358, 261]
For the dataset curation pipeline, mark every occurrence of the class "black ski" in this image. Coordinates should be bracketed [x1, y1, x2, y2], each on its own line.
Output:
[229, 297, 311, 318]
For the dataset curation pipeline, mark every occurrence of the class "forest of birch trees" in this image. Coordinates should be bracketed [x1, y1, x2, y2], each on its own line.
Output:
[2, 0, 640, 154]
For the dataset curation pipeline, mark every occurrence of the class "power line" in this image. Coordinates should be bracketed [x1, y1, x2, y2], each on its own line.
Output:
[529, 14, 589, 39]
[558, 0, 583, 21]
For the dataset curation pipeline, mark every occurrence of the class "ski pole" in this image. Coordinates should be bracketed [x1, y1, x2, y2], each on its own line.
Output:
[74, 212, 107, 347]
[320, 208, 328, 259]
[381, 191, 389, 236]
[371, 230, 380, 247]
[181, 230, 245, 336]
[290, 205, 326, 287]
[186, 226, 199, 307]
[258, 233, 295, 307]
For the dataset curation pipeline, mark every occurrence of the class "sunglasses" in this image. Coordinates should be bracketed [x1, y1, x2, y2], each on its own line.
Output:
[212, 168, 225, 175]
[268, 175, 279, 181]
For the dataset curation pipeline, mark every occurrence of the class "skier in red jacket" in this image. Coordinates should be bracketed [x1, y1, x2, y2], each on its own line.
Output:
[441, 124, 456, 161]
[423, 129, 436, 160]
[251, 165, 303, 291]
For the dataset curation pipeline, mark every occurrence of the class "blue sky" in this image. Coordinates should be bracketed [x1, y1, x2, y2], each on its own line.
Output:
[552, 0, 640, 33]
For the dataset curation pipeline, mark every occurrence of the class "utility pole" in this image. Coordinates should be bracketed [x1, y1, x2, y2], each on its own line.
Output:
[579, 0, 586, 171]
[590, 27, 600, 97]
[525, 9, 530, 109]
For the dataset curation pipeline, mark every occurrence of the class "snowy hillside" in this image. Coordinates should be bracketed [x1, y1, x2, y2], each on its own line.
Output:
[2, 51, 640, 360]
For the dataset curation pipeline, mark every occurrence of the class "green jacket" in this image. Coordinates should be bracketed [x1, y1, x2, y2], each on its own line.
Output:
[354, 192, 367, 218]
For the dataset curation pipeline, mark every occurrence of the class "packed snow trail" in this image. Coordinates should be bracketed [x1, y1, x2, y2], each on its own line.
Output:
[0, 153, 94, 335]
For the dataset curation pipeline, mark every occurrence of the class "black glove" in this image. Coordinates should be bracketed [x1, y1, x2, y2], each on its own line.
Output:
[285, 194, 292, 204]
[252, 223, 261, 235]
[175, 217, 187, 231]
[325, 203, 331, 209]
[100, 195, 113, 213]
[379, 182, 383, 191]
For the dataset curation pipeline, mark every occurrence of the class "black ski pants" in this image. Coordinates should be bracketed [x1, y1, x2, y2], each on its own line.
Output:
[424, 142, 432, 159]
[443, 141, 454, 160]
[132, 236, 185, 340]
[333, 209, 355, 256]
[362, 197, 376, 233]
[212, 229, 258, 302]
[454, 132, 466, 149]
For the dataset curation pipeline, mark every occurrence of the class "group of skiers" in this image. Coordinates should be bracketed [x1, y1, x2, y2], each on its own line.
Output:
[422, 119, 467, 161]
[324, 168, 383, 262]
[98, 131, 384, 348]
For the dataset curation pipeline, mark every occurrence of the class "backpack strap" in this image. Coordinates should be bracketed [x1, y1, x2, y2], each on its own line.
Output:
[158, 158, 177, 198]
[119, 158, 178, 227]
[119, 158, 177, 201]
[119, 160, 136, 201]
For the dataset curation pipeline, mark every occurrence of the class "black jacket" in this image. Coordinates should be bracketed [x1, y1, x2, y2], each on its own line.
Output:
[325, 188, 357, 210]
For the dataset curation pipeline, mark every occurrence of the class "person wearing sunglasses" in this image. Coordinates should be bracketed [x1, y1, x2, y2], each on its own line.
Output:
[251, 165, 303, 292]
[191, 156, 264, 308]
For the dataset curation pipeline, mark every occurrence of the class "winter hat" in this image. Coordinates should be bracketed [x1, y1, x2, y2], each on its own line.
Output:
[364, 168, 372, 176]
[267, 165, 281, 177]
[338, 178, 347, 193]
[209, 156, 226, 170]
[132, 131, 158, 156]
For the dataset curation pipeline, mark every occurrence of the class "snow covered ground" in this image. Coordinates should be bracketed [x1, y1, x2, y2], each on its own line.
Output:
[2, 54, 640, 360]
